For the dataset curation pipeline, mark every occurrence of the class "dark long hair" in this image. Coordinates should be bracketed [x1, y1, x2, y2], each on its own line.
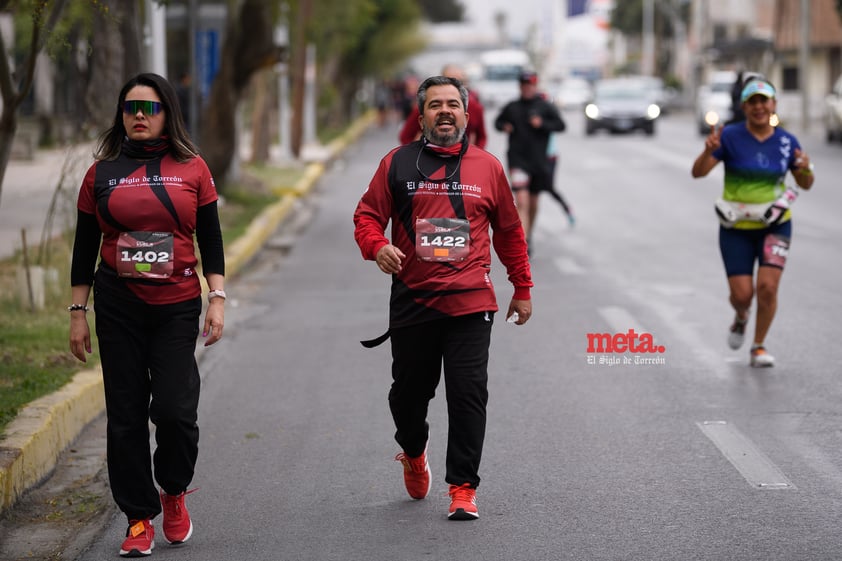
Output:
[93, 73, 198, 162]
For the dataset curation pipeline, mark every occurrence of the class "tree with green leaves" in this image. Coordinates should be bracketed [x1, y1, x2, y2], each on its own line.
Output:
[312, 0, 426, 131]
[197, 0, 285, 184]
[418, 0, 464, 22]
[1, 0, 431, 194]
[609, 0, 689, 77]
[200, 0, 427, 184]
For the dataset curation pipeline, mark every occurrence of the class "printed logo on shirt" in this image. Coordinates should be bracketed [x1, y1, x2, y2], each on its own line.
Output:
[404, 181, 484, 198]
[778, 135, 792, 174]
[107, 175, 185, 188]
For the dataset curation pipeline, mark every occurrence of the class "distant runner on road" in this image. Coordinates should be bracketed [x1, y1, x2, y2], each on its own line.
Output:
[691, 78, 814, 368]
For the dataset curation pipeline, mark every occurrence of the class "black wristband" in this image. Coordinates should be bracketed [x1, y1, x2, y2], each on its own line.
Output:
[67, 304, 89, 312]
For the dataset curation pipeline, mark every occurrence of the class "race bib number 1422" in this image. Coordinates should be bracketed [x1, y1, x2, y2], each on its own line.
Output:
[415, 218, 470, 262]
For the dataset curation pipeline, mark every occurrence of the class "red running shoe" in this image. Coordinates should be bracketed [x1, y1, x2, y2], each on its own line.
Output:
[160, 489, 195, 544]
[119, 519, 154, 557]
[394, 448, 431, 499]
[447, 483, 479, 520]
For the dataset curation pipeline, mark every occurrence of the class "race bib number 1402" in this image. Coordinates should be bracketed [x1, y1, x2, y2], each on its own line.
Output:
[116, 231, 174, 278]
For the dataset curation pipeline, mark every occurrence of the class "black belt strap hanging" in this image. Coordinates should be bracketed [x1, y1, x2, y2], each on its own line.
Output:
[360, 329, 391, 348]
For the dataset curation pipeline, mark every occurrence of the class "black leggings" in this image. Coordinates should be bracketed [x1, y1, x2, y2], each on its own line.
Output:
[94, 276, 201, 521]
[388, 312, 493, 488]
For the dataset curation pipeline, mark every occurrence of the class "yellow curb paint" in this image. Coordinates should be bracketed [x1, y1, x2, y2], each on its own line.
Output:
[1, 368, 104, 510]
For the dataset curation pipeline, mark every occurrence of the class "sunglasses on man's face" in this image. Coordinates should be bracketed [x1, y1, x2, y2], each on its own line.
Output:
[123, 100, 163, 116]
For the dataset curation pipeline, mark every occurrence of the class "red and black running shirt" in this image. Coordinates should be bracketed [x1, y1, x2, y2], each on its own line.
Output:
[75, 152, 219, 305]
[354, 139, 532, 329]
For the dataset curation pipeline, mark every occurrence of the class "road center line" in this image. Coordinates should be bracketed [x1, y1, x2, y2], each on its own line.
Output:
[697, 420, 795, 490]
[553, 256, 585, 275]
[598, 306, 646, 334]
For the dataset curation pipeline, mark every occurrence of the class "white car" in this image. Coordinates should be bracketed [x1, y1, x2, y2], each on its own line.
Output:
[554, 77, 593, 110]
[695, 70, 737, 135]
[825, 74, 842, 142]
[474, 49, 530, 108]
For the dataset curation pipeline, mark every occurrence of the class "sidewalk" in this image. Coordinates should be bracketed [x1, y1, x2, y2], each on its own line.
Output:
[0, 111, 376, 515]
[0, 142, 92, 261]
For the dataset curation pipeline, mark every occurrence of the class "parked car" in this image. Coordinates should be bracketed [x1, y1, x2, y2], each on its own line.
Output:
[584, 77, 661, 136]
[473, 48, 530, 108]
[825, 74, 842, 142]
[696, 70, 766, 134]
[639, 76, 679, 114]
[695, 70, 737, 135]
[553, 77, 593, 110]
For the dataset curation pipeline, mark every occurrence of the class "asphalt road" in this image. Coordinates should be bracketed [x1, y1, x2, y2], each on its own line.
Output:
[12, 107, 842, 560]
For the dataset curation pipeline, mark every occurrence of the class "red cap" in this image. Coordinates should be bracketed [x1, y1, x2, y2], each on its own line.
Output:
[519, 71, 538, 85]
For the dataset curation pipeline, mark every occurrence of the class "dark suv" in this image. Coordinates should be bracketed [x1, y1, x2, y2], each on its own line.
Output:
[584, 77, 661, 136]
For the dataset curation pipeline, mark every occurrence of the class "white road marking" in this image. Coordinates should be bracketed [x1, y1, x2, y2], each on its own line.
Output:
[553, 257, 586, 275]
[598, 306, 646, 334]
[697, 420, 795, 489]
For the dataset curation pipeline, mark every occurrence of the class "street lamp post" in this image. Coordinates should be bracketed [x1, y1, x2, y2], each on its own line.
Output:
[642, 0, 655, 75]
[799, 0, 810, 132]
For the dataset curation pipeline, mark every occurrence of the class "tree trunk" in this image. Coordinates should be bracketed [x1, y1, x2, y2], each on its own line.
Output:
[0, 0, 70, 207]
[85, 0, 141, 133]
[250, 69, 272, 164]
[198, 0, 285, 187]
[290, 0, 313, 158]
[0, 108, 18, 206]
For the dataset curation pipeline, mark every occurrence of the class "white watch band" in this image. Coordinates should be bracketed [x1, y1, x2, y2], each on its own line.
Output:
[208, 289, 227, 302]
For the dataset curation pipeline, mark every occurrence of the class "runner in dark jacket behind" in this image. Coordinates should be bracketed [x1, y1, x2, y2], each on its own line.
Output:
[494, 70, 566, 252]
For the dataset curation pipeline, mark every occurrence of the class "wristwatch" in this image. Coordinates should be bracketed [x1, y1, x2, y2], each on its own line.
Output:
[207, 289, 227, 302]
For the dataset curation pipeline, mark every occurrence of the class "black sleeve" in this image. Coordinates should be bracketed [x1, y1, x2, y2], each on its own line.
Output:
[494, 104, 510, 131]
[544, 101, 566, 133]
[70, 211, 102, 286]
[196, 200, 225, 276]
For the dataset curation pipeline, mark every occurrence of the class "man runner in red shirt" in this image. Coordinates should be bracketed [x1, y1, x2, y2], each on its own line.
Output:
[354, 75, 532, 520]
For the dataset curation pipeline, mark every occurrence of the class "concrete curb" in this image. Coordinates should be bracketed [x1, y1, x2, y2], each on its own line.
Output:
[0, 368, 104, 511]
[0, 110, 376, 514]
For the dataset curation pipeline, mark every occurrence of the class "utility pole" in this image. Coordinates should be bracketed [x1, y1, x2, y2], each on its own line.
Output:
[290, 0, 312, 158]
[144, 0, 167, 76]
[690, 0, 708, 111]
[799, 0, 810, 131]
[275, 20, 292, 162]
[187, 0, 199, 139]
[642, 0, 655, 76]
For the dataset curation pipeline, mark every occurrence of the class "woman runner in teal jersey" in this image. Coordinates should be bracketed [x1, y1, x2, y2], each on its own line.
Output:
[691, 79, 814, 367]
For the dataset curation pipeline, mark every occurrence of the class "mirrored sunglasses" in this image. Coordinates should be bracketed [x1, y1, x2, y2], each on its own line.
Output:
[123, 100, 163, 116]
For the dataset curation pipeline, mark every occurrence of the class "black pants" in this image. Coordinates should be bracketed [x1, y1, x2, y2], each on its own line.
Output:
[94, 275, 201, 521]
[389, 312, 493, 488]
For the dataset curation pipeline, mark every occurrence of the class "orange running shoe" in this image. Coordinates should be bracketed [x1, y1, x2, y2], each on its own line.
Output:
[447, 483, 479, 520]
[750, 345, 775, 368]
[394, 448, 431, 499]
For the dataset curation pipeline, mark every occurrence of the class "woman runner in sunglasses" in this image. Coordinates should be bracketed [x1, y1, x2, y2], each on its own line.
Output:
[69, 73, 225, 557]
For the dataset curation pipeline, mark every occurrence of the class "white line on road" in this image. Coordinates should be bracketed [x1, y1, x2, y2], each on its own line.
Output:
[697, 420, 796, 490]
[598, 306, 646, 334]
[553, 256, 586, 275]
